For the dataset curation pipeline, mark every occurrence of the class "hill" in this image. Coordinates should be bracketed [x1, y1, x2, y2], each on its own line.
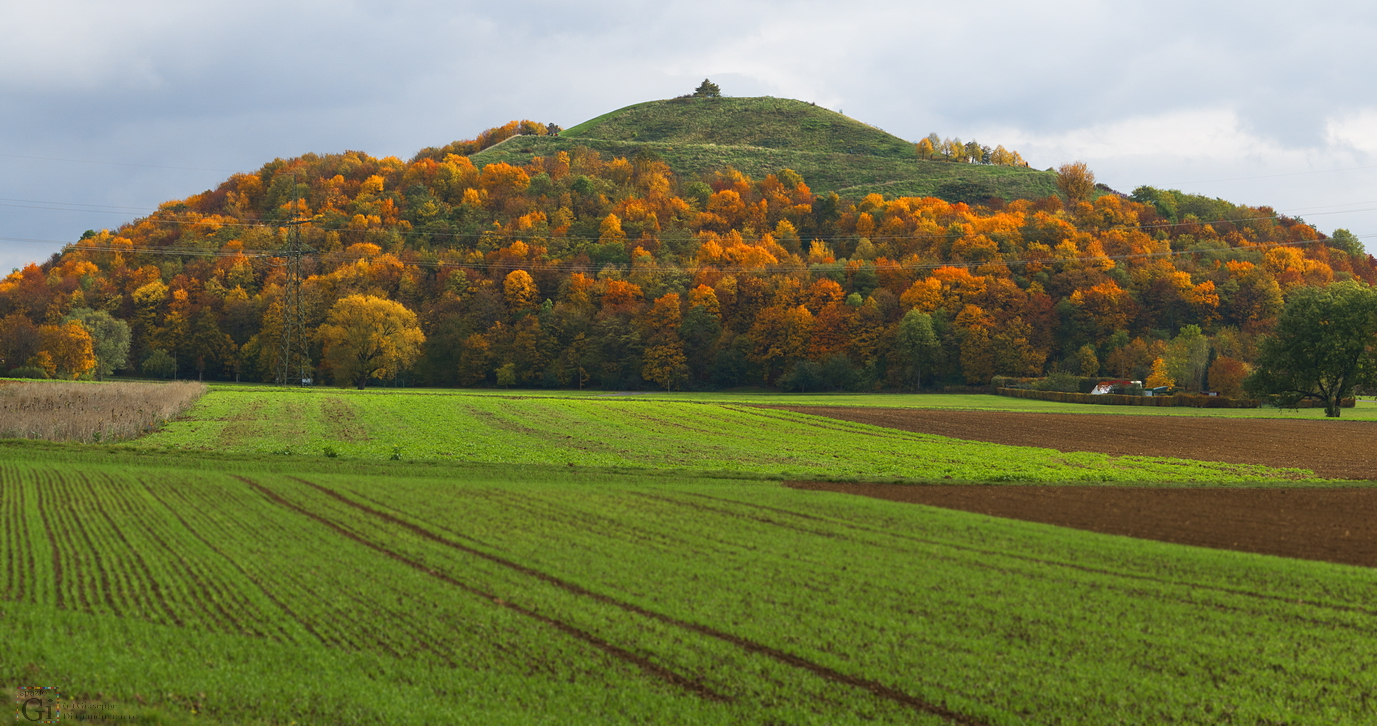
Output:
[561, 97, 915, 155]
[2, 94, 1372, 390]
[472, 97, 1060, 203]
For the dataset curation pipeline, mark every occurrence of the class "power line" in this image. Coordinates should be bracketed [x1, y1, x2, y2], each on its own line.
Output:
[0, 153, 238, 174]
[0, 197, 157, 212]
[41, 233, 1369, 275]
[1162, 163, 1377, 187]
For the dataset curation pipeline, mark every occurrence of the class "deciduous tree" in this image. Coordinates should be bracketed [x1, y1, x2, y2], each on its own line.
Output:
[38, 320, 96, 379]
[895, 309, 941, 389]
[1244, 281, 1377, 417]
[317, 295, 425, 389]
[65, 308, 132, 381]
[1056, 161, 1096, 204]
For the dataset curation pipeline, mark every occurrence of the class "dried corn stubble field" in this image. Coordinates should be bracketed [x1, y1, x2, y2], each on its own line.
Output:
[0, 380, 206, 443]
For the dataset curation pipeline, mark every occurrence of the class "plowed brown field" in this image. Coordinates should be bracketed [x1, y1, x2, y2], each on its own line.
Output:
[772, 406, 1377, 479]
[786, 482, 1377, 567]
[776, 407, 1377, 566]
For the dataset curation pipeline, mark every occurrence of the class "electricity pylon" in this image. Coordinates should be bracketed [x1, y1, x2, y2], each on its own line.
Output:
[278, 215, 313, 387]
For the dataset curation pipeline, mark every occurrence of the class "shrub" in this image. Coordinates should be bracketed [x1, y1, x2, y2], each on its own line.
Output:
[7, 366, 49, 380]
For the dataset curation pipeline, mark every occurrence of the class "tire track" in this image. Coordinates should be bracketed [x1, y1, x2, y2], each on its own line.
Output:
[288, 476, 984, 725]
[733, 488, 1377, 619]
[239, 476, 731, 704]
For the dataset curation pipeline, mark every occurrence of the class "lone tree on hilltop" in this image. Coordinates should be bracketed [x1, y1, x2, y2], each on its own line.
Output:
[1244, 280, 1377, 417]
[694, 79, 721, 98]
[1057, 161, 1096, 204]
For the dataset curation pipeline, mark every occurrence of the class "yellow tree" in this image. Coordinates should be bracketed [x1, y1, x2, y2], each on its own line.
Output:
[954, 304, 996, 385]
[38, 321, 96, 379]
[1146, 357, 1175, 389]
[642, 344, 689, 391]
[317, 295, 425, 389]
[504, 270, 539, 313]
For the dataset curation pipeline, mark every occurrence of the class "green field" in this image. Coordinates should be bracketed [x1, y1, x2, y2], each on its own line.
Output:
[4, 387, 1375, 724]
[2, 444, 1374, 725]
[135, 389, 1313, 483]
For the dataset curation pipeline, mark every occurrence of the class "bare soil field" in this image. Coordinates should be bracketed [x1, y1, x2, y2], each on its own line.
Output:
[771, 406, 1377, 480]
[786, 482, 1377, 567]
[776, 407, 1377, 566]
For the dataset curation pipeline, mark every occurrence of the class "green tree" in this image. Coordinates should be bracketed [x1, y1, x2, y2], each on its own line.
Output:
[317, 295, 426, 389]
[1245, 281, 1377, 417]
[1164, 325, 1210, 392]
[496, 362, 517, 388]
[64, 308, 132, 381]
[693, 79, 721, 98]
[1072, 343, 1100, 377]
[188, 309, 235, 381]
[895, 310, 942, 390]
[142, 348, 176, 379]
[1329, 229, 1365, 257]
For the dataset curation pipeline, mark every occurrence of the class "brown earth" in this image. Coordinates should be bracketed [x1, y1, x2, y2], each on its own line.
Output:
[786, 482, 1377, 567]
[770, 406, 1377, 480]
[772, 407, 1377, 566]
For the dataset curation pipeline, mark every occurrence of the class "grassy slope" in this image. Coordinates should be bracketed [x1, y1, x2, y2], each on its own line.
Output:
[561, 97, 916, 156]
[2, 444, 1374, 725]
[472, 97, 1060, 200]
[131, 389, 1314, 483]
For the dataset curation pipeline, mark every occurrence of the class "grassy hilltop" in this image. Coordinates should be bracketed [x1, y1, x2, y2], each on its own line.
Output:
[472, 96, 1060, 201]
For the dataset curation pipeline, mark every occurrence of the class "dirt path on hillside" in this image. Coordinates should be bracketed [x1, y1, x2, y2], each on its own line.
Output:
[768, 406, 1377, 480]
[786, 482, 1377, 567]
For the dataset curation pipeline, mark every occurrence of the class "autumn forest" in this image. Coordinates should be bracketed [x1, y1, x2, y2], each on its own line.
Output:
[1, 119, 1372, 393]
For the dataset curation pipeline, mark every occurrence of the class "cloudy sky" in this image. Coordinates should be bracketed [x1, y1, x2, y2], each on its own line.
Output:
[4, 0, 1376, 272]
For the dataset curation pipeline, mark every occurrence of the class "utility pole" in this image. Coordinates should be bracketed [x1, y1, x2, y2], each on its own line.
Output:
[278, 184, 313, 387]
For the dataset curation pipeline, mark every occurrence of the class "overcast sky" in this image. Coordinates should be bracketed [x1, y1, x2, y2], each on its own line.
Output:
[4, 0, 1376, 273]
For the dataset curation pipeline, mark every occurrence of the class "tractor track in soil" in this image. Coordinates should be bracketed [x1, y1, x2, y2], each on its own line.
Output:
[281, 476, 987, 724]
[771, 407, 1377, 567]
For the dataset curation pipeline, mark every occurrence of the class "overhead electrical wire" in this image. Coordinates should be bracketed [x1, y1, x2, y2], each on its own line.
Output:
[6, 197, 1374, 245]
[23, 232, 1368, 277]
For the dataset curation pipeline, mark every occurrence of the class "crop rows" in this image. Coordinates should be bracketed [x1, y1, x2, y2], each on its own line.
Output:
[141, 391, 1313, 483]
[328, 474, 1377, 723]
[3, 450, 1371, 724]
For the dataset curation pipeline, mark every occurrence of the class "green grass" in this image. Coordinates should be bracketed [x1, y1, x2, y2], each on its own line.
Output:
[133, 389, 1316, 483]
[2, 445, 1373, 725]
[7, 387, 1373, 723]
[561, 97, 917, 157]
[474, 96, 1060, 200]
[201, 383, 1377, 420]
[473, 135, 1059, 200]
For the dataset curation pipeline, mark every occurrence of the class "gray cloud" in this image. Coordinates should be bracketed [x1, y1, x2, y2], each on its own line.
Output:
[5, 0, 1376, 272]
